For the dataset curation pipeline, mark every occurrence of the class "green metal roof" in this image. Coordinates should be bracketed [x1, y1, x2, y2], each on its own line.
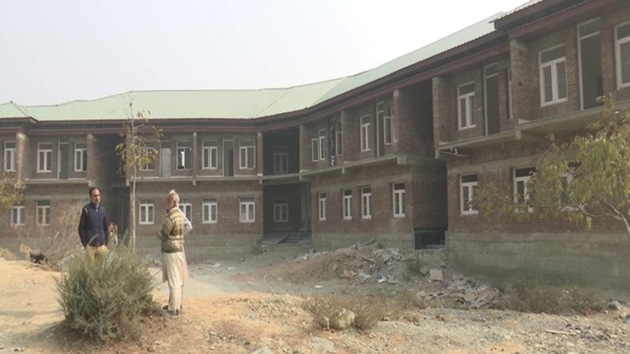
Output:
[1, 13, 504, 122]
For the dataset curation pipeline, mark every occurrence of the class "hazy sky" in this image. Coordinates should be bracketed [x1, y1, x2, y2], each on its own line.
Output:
[0, 0, 529, 106]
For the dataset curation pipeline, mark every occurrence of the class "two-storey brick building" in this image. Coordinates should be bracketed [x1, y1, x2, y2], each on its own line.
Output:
[2, 0, 630, 287]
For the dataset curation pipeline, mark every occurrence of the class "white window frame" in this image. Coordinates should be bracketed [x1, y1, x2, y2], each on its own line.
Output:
[273, 146, 289, 173]
[514, 168, 535, 213]
[202, 198, 218, 223]
[318, 192, 326, 221]
[74, 142, 87, 172]
[460, 175, 479, 215]
[179, 199, 192, 222]
[202, 141, 218, 170]
[318, 129, 326, 161]
[457, 82, 476, 130]
[36, 200, 50, 226]
[360, 115, 371, 152]
[37, 143, 53, 173]
[361, 187, 372, 219]
[11, 205, 24, 226]
[273, 199, 289, 223]
[139, 199, 155, 224]
[4, 141, 15, 172]
[239, 197, 255, 223]
[342, 189, 352, 220]
[176, 142, 192, 170]
[239, 140, 255, 169]
[392, 183, 405, 218]
[539, 45, 568, 106]
[615, 20, 630, 88]
[384, 106, 393, 145]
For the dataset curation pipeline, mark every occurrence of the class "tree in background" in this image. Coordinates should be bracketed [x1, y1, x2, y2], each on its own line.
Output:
[115, 101, 160, 251]
[475, 95, 630, 237]
[0, 172, 22, 210]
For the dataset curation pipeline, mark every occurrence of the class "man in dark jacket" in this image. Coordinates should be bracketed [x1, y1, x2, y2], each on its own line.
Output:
[78, 186, 110, 260]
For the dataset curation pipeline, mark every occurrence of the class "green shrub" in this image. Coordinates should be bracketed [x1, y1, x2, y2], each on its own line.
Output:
[56, 247, 157, 344]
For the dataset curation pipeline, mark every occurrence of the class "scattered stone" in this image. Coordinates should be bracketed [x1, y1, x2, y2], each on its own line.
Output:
[429, 269, 443, 281]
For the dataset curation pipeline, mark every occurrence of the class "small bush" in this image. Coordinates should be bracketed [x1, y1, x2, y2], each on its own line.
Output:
[0, 247, 16, 260]
[498, 279, 606, 315]
[56, 247, 157, 344]
[302, 294, 409, 331]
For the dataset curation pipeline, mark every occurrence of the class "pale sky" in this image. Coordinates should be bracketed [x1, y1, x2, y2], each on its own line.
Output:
[0, 0, 529, 106]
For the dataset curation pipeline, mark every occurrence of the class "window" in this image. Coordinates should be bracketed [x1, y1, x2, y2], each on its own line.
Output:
[179, 199, 192, 221]
[74, 142, 87, 172]
[202, 198, 218, 223]
[139, 199, 154, 224]
[342, 189, 352, 220]
[11, 205, 24, 226]
[458, 82, 476, 129]
[335, 128, 343, 156]
[273, 146, 288, 173]
[539, 45, 567, 105]
[37, 143, 53, 173]
[239, 140, 255, 169]
[140, 146, 156, 171]
[384, 106, 393, 145]
[4, 141, 15, 172]
[318, 192, 326, 221]
[360, 186, 372, 219]
[239, 197, 255, 222]
[514, 167, 535, 212]
[392, 183, 405, 218]
[311, 138, 319, 161]
[202, 141, 218, 170]
[36, 200, 50, 225]
[176, 142, 192, 170]
[616, 21, 630, 88]
[360, 115, 371, 151]
[460, 175, 479, 215]
[318, 130, 326, 161]
[273, 199, 289, 222]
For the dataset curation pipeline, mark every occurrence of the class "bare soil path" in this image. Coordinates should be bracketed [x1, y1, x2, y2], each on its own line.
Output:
[1, 248, 629, 354]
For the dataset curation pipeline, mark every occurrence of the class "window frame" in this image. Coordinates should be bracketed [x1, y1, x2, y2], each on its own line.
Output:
[384, 106, 393, 145]
[318, 192, 326, 221]
[615, 20, 630, 88]
[139, 199, 155, 225]
[457, 82, 476, 130]
[37, 142, 53, 173]
[202, 197, 218, 223]
[460, 174, 479, 215]
[360, 115, 371, 152]
[360, 186, 372, 219]
[273, 199, 289, 223]
[4, 141, 15, 172]
[176, 142, 192, 170]
[514, 167, 535, 213]
[239, 140, 255, 169]
[273, 146, 289, 173]
[11, 204, 25, 226]
[74, 142, 87, 172]
[179, 199, 192, 221]
[36, 200, 50, 226]
[202, 141, 218, 170]
[239, 197, 255, 223]
[392, 182, 405, 218]
[342, 189, 352, 220]
[539, 45, 568, 106]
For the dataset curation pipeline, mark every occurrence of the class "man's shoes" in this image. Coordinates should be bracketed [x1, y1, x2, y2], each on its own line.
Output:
[161, 308, 179, 318]
[162, 305, 183, 315]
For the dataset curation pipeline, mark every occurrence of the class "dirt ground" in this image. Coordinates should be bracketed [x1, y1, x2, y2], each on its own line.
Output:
[1, 244, 630, 354]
